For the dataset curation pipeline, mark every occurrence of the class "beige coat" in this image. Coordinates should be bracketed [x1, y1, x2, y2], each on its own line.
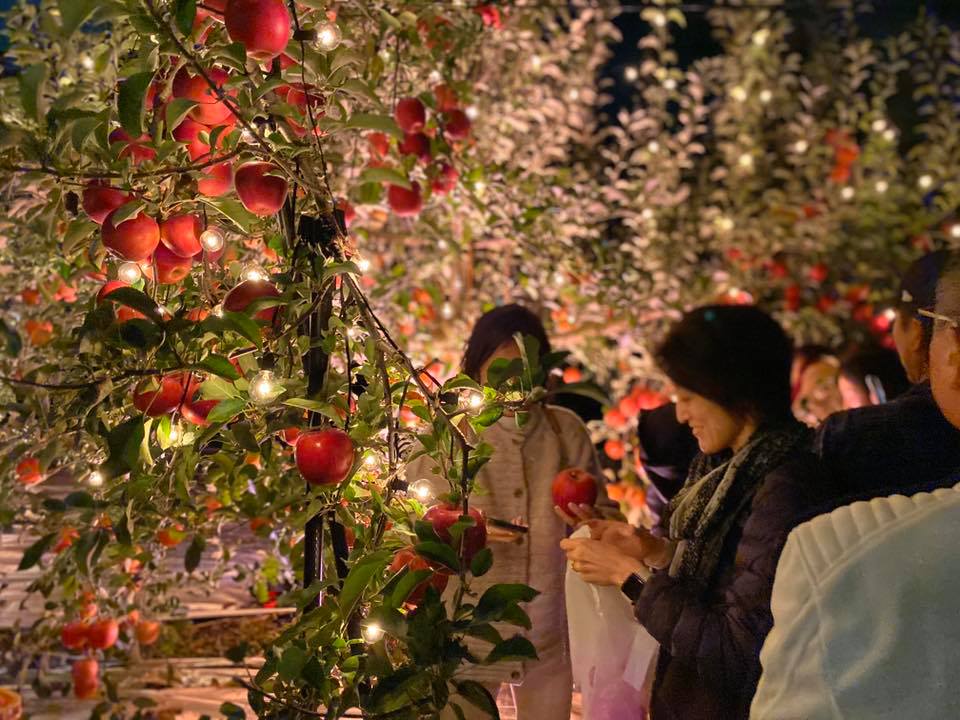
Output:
[406, 404, 601, 684]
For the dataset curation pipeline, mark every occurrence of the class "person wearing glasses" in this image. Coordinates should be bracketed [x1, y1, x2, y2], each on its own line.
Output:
[813, 250, 960, 506]
[751, 254, 960, 719]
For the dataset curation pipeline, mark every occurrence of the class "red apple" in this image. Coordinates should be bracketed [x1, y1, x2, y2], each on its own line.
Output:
[82, 183, 130, 224]
[86, 618, 119, 650]
[109, 128, 157, 164]
[132, 375, 190, 416]
[395, 97, 426, 133]
[632, 387, 668, 411]
[443, 110, 471, 140]
[431, 162, 458, 195]
[434, 83, 458, 112]
[198, 161, 234, 197]
[423, 504, 487, 565]
[197, 0, 227, 20]
[72, 658, 99, 700]
[102, 209, 160, 262]
[180, 398, 220, 426]
[157, 525, 186, 547]
[604, 439, 625, 461]
[604, 408, 628, 430]
[809, 263, 829, 284]
[399, 132, 432, 163]
[225, 0, 292, 61]
[97, 281, 147, 322]
[54, 527, 79, 553]
[134, 620, 161, 646]
[368, 132, 390, 159]
[235, 162, 288, 216]
[387, 182, 422, 217]
[280, 427, 301, 445]
[21, 288, 40, 305]
[153, 244, 193, 284]
[562, 366, 582, 384]
[172, 117, 222, 161]
[60, 621, 89, 650]
[389, 546, 449, 605]
[551, 468, 598, 510]
[16, 457, 43, 486]
[159, 214, 203, 257]
[172, 66, 234, 125]
[223, 279, 281, 322]
[295, 428, 355, 486]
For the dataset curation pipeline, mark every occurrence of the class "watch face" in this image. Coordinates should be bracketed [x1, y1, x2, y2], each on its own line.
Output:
[621, 573, 645, 603]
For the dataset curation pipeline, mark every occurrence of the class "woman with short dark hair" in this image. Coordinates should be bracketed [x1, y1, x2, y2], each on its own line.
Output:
[563, 305, 830, 720]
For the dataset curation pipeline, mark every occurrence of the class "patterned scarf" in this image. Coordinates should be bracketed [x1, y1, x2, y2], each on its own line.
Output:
[664, 420, 811, 584]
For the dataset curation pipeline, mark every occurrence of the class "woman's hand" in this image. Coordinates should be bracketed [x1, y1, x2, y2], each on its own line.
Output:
[553, 502, 598, 528]
[561, 537, 649, 587]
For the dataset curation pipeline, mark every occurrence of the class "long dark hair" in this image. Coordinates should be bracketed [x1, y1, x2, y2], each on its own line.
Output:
[655, 305, 794, 423]
[462, 304, 551, 381]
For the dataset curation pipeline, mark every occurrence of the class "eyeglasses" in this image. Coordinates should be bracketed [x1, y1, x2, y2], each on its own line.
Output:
[917, 308, 960, 329]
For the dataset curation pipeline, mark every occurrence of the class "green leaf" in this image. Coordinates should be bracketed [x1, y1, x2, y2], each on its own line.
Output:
[0, 319, 22, 357]
[277, 646, 307, 680]
[201, 198, 259, 233]
[62, 218, 98, 258]
[222, 311, 263, 348]
[443, 374, 482, 392]
[453, 680, 498, 717]
[108, 200, 147, 226]
[103, 286, 161, 320]
[103, 417, 145, 477]
[173, 0, 197, 36]
[64, 491, 95, 509]
[465, 622, 502, 647]
[18, 533, 55, 571]
[282, 398, 341, 423]
[486, 635, 538, 664]
[387, 568, 432, 607]
[165, 98, 199, 134]
[206, 398, 244, 424]
[18, 64, 46, 121]
[358, 166, 411, 189]
[219, 702, 246, 720]
[414, 520, 441, 543]
[414, 541, 460, 572]
[346, 113, 403, 139]
[557, 382, 610, 405]
[475, 584, 539, 622]
[57, 0, 98, 37]
[470, 547, 493, 577]
[119, 319, 164, 350]
[199, 354, 241, 381]
[118, 71, 155, 138]
[185, 534, 205, 572]
[224, 641, 250, 664]
[485, 357, 523, 389]
[338, 549, 392, 619]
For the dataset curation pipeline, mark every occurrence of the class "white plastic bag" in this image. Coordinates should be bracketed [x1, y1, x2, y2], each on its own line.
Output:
[565, 526, 659, 719]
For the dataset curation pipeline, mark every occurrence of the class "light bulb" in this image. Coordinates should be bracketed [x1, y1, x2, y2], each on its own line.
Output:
[651, 11, 667, 27]
[168, 422, 182, 444]
[919, 175, 933, 189]
[951, 224, 960, 239]
[200, 227, 225, 253]
[363, 453, 378, 468]
[212, 303, 224, 318]
[647, 140, 660, 153]
[437, 239, 449, 251]
[315, 21, 342, 51]
[871, 118, 887, 133]
[793, 139, 809, 153]
[118, 262, 142, 284]
[882, 128, 896, 142]
[716, 216, 734, 232]
[465, 105, 479, 120]
[88, 470, 104, 487]
[759, 89, 772, 104]
[441, 302, 454, 319]
[875, 180, 889, 194]
[80, 54, 94, 71]
[737, 153, 754, 168]
[363, 623, 384, 642]
[474, 180, 487, 194]
[530, 55, 542, 71]
[241, 266, 266, 282]
[663, 78, 677, 91]
[468, 393, 484, 409]
[567, 88, 580, 101]
[428, 70, 442, 84]
[249, 369, 277, 405]
[883, 307, 897, 322]
[731, 86, 747, 103]
[841, 186, 855, 200]
[347, 326, 362, 340]
[553, 270, 566, 286]
[641, 208, 655, 220]
[409, 480, 433, 501]
[624, 66, 639, 82]
[356, 257, 371, 273]
[752, 28, 770, 46]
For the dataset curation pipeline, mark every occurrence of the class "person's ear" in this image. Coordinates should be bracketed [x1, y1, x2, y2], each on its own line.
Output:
[908, 318, 926, 355]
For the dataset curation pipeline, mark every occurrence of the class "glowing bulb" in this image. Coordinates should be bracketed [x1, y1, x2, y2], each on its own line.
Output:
[841, 186, 855, 200]
[641, 208, 655, 220]
[241, 128, 256, 144]
[737, 153, 754, 168]
[441, 302, 454, 319]
[468, 393, 484, 409]
[356, 257, 371, 273]
[882, 129, 896, 142]
[363, 623, 384, 642]
[347, 326, 363, 340]
[875, 180, 889, 194]
[883, 307, 897, 322]
[568, 88, 580, 101]
[553, 270, 566, 286]
[759, 89, 772, 104]
[651, 11, 667, 27]
[919, 175, 933, 189]
[363, 453, 378, 468]
[663, 78, 677, 91]
[212, 303, 224, 318]
[465, 105, 479, 120]
[752, 28, 770, 46]
[951, 224, 960, 239]
[474, 180, 487, 194]
[716, 216, 734, 232]
[88, 471, 104, 487]
[249, 369, 277, 405]
[409, 480, 433, 501]
[437, 239, 448, 251]
[531, 55, 542, 71]
[168, 422, 182, 444]
[871, 118, 887, 133]
[428, 70, 442, 84]
[241, 266, 266, 282]
[315, 22, 342, 51]
[793, 139, 809, 153]
[118, 262, 142, 284]
[624, 66, 639, 82]
[200, 227, 225, 253]
[647, 140, 660, 153]
[731, 86, 747, 103]
[80, 54, 94, 71]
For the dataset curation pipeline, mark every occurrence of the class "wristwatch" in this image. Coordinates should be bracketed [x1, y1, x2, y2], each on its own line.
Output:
[620, 571, 646, 603]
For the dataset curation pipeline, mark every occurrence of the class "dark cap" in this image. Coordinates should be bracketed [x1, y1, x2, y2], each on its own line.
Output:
[899, 250, 953, 311]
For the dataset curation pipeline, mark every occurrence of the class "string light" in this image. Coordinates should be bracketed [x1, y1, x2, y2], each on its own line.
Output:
[315, 22, 342, 51]
[874, 180, 889, 194]
[241, 266, 267, 282]
[80, 54, 94, 71]
[641, 207, 655, 220]
[737, 153, 754, 169]
[356, 257, 371, 273]
[647, 140, 660, 153]
[552, 270, 566, 286]
[363, 623, 384, 643]
[730, 86, 747, 103]
[651, 11, 667, 27]
[918, 175, 933, 189]
[871, 118, 887, 133]
[882, 128, 896, 142]
[759, 89, 772, 104]
[118, 262, 142, 284]
[752, 28, 770, 46]
[624, 66, 639, 82]
[883, 307, 897, 322]
[716, 216, 735, 232]
[951, 224, 960, 240]
[168, 422, 182, 445]
[663, 78, 677, 90]
[567, 88, 580, 101]
[841, 186, 855, 200]
[441, 302, 454, 319]
[474, 180, 487, 194]
[211, 303, 224, 318]
[793, 139, 809, 153]
[363, 453, 378, 468]
[200, 227, 225, 253]
[88, 470, 104, 487]
[468, 393, 484, 409]
[428, 70, 441, 84]
[249, 369, 277, 405]
[530, 55, 542, 71]
[408, 480, 433, 501]
[465, 105, 479, 120]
